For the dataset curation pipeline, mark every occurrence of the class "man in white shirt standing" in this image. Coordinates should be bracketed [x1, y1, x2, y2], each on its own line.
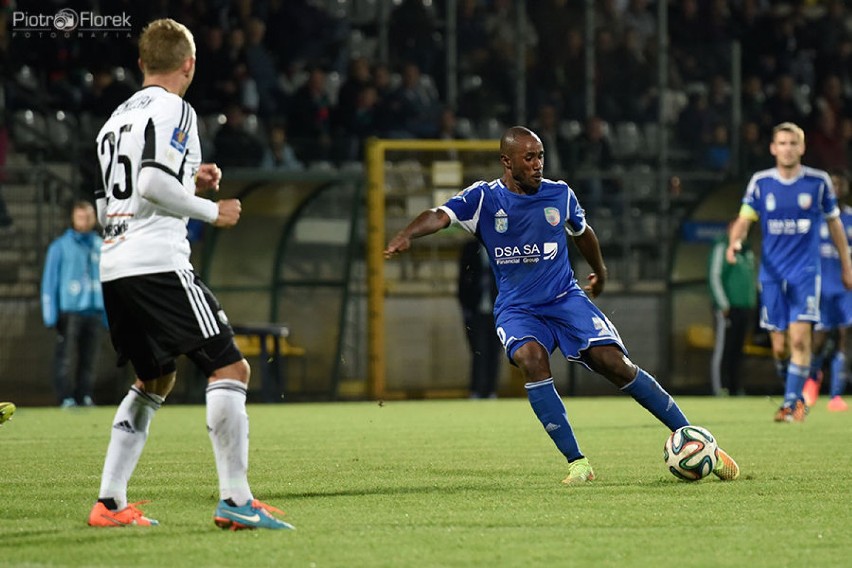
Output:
[89, 18, 292, 530]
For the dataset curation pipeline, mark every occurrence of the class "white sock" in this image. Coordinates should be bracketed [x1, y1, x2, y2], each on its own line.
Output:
[98, 386, 163, 510]
[206, 379, 253, 506]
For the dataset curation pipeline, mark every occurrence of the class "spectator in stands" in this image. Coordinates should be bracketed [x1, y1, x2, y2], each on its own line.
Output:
[807, 108, 848, 172]
[81, 67, 135, 118]
[570, 116, 615, 211]
[531, 103, 569, 177]
[338, 85, 381, 161]
[287, 66, 333, 162]
[740, 74, 769, 130]
[457, 0, 490, 75]
[707, 75, 732, 125]
[386, 62, 441, 139]
[188, 26, 234, 115]
[704, 123, 733, 175]
[244, 18, 284, 118]
[814, 74, 850, 123]
[261, 124, 303, 171]
[622, 0, 656, 48]
[739, 120, 772, 173]
[595, 0, 624, 38]
[676, 90, 713, 164]
[335, 57, 372, 135]
[212, 104, 264, 168]
[41, 201, 105, 408]
[389, 0, 438, 74]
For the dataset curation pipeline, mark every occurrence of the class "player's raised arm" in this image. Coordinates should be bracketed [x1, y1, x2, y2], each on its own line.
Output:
[572, 224, 608, 298]
[384, 208, 451, 258]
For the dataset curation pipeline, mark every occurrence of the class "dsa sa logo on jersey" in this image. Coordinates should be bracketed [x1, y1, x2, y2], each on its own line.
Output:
[797, 193, 812, 209]
[544, 207, 560, 226]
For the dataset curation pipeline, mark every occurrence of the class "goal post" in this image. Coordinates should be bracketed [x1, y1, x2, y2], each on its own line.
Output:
[365, 137, 500, 400]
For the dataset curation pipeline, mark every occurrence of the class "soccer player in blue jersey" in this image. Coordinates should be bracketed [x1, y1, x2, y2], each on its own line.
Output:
[384, 126, 740, 483]
[727, 123, 852, 422]
[802, 169, 851, 412]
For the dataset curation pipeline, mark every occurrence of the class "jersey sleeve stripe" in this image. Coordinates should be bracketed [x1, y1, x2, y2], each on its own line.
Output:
[140, 160, 180, 181]
[141, 118, 156, 162]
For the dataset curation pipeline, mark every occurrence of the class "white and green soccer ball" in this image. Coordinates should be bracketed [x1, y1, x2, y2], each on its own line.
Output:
[663, 425, 718, 481]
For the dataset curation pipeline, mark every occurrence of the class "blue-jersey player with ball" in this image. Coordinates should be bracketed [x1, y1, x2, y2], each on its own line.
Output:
[384, 126, 740, 483]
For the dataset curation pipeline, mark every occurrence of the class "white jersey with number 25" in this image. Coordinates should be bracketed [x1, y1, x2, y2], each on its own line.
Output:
[95, 85, 202, 282]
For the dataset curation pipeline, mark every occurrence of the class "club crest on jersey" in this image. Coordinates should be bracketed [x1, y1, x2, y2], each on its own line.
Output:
[544, 207, 560, 226]
[798, 193, 812, 209]
[766, 193, 776, 212]
[495, 209, 508, 233]
[170, 128, 189, 152]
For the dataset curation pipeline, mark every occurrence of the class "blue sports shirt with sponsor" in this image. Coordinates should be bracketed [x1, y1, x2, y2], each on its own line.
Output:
[818, 205, 852, 295]
[438, 178, 586, 314]
[741, 166, 839, 282]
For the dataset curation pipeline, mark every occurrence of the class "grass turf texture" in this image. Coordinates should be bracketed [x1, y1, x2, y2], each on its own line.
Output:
[1, 397, 849, 567]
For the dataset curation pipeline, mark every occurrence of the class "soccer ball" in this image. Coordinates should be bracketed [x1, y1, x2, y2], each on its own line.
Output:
[663, 425, 718, 481]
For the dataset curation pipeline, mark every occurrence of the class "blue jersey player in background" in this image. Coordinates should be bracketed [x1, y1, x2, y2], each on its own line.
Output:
[727, 122, 852, 422]
[802, 169, 851, 413]
[384, 126, 740, 483]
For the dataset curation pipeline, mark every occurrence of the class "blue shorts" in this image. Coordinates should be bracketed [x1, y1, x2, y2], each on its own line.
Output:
[759, 275, 820, 332]
[495, 290, 627, 371]
[816, 290, 852, 330]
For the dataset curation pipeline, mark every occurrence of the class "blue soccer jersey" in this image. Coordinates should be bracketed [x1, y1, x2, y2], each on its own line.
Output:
[741, 166, 839, 283]
[439, 178, 586, 314]
[818, 205, 852, 295]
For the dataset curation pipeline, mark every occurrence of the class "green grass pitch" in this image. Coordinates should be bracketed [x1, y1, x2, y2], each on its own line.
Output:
[1, 396, 850, 567]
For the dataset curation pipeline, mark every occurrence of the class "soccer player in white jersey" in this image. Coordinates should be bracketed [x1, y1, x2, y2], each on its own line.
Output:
[384, 126, 740, 483]
[89, 19, 293, 530]
[801, 169, 852, 412]
[727, 122, 852, 422]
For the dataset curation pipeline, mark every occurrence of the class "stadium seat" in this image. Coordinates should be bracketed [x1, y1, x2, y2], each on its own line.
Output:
[613, 121, 641, 161]
[455, 117, 474, 139]
[559, 120, 582, 141]
[46, 111, 77, 149]
[479, 118, 504, 139]
[12, 109, 49, 152]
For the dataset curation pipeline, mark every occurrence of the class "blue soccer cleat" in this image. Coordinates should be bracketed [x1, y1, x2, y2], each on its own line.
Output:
[213, 499, 295, 531]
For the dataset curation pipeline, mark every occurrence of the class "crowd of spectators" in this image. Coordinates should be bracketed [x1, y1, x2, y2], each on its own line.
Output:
[1, 0, 852, 179]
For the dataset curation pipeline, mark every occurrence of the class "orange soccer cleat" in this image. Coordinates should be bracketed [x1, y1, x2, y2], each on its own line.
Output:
[88, 501, 159, 527]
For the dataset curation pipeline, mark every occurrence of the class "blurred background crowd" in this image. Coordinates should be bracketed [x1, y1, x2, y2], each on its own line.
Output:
[1, 0, 851, 184]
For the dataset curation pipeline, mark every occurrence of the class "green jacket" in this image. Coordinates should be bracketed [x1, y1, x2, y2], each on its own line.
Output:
[708, 234, 756, 311]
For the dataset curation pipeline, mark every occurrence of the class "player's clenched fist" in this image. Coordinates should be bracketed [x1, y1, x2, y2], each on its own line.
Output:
[214, 199, 241, 228]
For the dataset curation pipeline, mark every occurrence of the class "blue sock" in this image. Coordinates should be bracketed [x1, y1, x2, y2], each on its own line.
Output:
[621, 368, 689, 431]
[830, 353, 847, 398]
[525, 378, 583, 462]
[809, 354, 824, 381]
[784, 363, 809, 405]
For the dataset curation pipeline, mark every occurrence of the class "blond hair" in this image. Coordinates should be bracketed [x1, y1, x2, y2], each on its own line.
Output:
[772, 122, 805, 145]
[138, 19, 196, 74]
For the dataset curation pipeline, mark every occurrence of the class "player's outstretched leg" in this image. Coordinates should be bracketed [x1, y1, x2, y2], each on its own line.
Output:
[621, 368, 689, 431]
[525, 378, 593, 483]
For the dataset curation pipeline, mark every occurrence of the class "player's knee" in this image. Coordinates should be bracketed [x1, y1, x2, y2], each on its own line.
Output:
[136, 372, 176, 399]
[210, 358, 250, 384]
[511, 341, 550, 380]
